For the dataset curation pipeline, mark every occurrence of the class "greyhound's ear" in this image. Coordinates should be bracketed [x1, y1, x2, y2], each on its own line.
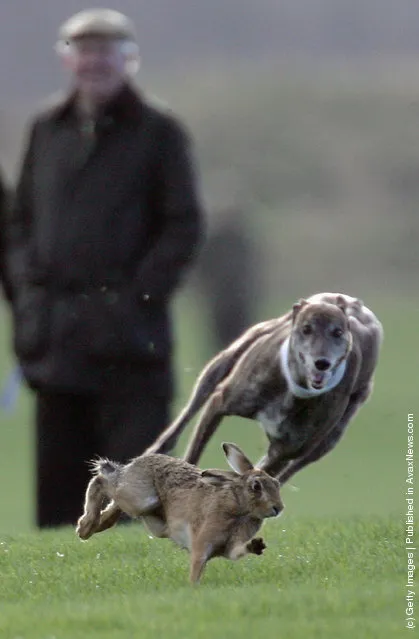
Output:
[336, 295, 348, 315]
[292, 299, 308, 323]
[222, 442, 254, 474]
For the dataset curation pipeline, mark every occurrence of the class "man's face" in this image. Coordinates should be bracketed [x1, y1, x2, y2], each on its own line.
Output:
[63, 35, 131, 98]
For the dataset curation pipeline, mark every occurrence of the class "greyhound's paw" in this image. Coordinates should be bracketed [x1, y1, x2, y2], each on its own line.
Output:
[247, 537, 267, 555]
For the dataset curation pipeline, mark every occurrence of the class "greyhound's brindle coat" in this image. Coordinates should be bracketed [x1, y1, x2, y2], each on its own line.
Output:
[146, 293, 383, 483]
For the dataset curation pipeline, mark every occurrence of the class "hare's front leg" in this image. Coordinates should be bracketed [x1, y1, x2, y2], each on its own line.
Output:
[245, 537, 267, 556]
[227, 536, 267, 559]
[189, 535, 215, 584]
[226, 519, 267, 561]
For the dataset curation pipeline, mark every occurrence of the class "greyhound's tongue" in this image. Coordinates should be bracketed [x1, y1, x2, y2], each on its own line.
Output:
[313, 373, 325, 384]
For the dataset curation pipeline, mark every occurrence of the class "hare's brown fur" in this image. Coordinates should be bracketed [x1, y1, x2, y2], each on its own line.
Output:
[76, 444, 283, 584]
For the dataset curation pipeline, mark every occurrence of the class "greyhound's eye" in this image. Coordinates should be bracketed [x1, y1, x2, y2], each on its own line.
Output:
[332, 327, 343, 338]
[302, 324, 312, 335]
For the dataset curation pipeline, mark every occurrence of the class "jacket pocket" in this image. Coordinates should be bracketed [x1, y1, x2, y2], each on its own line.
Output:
[77, 289, 171, 361]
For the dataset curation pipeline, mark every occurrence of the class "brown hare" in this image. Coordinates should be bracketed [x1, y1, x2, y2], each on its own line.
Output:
[76, 443, 284, 583]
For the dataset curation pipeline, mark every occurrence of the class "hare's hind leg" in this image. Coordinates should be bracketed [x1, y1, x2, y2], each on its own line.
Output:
[94, 501, 122, 533]
[95, 478, 161, 533]
[76, 476, 106, 540]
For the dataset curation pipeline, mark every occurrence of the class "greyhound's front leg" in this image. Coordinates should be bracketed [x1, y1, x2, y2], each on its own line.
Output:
[277, 423, 348, 484]
[278, 386, 371, 484]
[257, 440, 292, 478]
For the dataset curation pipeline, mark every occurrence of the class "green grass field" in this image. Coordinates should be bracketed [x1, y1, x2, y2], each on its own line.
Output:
[0, 293, 414, 637]
[0, 516, 402, 638]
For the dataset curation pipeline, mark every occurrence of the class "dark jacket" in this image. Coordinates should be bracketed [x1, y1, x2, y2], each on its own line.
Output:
[7, 84, 203, 391]
[0, 171, 13, 301]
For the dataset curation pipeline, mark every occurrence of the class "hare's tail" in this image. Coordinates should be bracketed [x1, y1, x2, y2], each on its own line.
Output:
[88, 457, 122, 478]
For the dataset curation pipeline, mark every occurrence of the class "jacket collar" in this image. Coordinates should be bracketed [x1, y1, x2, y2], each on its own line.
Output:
[48, 82, 144, 124]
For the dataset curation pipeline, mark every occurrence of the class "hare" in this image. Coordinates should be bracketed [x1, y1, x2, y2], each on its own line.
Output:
[76, 443, 284, 583]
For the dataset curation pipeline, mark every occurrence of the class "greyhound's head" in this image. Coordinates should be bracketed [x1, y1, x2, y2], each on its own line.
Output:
[289, 295, 352, 391]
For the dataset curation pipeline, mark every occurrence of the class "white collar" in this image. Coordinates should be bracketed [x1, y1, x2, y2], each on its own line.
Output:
[279, 336, 347, 399]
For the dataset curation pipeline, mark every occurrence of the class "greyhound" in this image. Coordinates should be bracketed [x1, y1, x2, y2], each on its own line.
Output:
[146, 293, 383, 484]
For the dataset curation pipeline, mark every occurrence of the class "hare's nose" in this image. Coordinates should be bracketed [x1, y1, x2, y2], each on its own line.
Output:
[271, 506, 281, 517]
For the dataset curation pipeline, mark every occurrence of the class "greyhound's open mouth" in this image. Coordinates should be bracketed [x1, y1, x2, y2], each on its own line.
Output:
[310, 373, 327, 389]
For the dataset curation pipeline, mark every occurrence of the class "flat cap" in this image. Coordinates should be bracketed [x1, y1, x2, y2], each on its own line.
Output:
[58, 8, 137, 42]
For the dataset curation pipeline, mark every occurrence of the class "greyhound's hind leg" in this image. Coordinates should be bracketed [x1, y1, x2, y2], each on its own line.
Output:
[183, 391, 225, 465]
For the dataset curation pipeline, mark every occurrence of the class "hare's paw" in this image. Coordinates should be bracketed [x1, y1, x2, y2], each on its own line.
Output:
[76, 514, 97, 540]
[247, 537, 266, 555]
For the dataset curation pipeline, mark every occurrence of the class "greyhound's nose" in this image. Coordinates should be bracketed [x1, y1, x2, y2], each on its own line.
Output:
[315, 358, 331, 371]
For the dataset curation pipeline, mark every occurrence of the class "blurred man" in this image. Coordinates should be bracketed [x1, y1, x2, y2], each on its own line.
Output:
[0, 169, 12, 301]
[6, 9, 203, 528]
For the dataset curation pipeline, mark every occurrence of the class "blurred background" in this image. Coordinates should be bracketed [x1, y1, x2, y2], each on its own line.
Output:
[0, 0, 416, 532]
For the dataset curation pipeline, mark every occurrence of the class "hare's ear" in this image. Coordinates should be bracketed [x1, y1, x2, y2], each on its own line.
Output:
[201, 469, 235, 485]
[222, 443, 254, 474]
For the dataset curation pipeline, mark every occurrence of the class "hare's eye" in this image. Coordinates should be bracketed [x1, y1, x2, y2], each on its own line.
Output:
[332, 327, 343, 338]
[251, 478, 262, 493]
[302, 324, 312, 336]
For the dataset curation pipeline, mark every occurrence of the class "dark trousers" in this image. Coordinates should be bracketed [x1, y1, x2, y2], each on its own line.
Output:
[35, 364, 172, 528]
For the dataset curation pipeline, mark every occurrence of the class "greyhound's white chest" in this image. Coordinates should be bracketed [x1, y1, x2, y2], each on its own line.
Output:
[257, 401, 318, 451]
[170, 522, 192, 551]
[257, 409, 288, 438]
